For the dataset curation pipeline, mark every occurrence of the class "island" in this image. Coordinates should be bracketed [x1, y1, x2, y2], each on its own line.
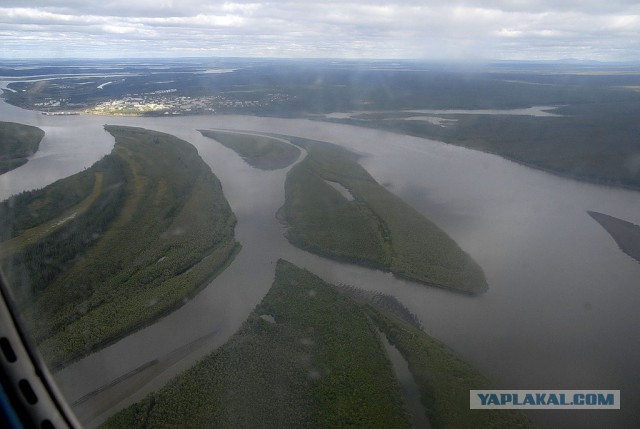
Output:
[101, 260, 530, 429]
[279, 135, 487, 294]
[0, 126, 239, 369]
[201, 128, 486, 294]
[0, 121, 45, 174]
[199, 129, 301, 170]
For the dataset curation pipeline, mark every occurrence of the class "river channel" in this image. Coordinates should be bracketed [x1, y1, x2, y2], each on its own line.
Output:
[1, 95, 640, 428]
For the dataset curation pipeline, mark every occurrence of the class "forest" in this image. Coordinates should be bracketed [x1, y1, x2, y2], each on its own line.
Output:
[0, 126, 239, 369]
[199, 130, 300, 170]
[0, 121, 44, 174]
[5, 59, 640, 190]
[280, 135, 487, 294]
[101, 260, 530, 429]
[330, 99, 640, 189]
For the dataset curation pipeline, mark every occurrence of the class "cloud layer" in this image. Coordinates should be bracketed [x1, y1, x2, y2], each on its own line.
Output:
[1, 1, 638, 60]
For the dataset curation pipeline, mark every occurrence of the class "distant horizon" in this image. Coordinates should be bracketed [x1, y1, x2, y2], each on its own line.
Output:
[1, 2, 638, 62]
[2, 56, 640, 65]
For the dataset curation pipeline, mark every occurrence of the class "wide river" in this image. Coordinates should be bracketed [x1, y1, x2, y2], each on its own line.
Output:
[1, 95, 640, 428]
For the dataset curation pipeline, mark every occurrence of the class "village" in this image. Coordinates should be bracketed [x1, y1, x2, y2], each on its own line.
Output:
[34, 89, 294, 115]
[86, 90, 294, 115]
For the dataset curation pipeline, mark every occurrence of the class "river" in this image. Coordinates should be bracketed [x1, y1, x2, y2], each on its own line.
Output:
[1, 94, 640, 428]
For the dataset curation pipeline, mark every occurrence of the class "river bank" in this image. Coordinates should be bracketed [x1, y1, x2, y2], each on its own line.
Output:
[1, 100, 640, 428]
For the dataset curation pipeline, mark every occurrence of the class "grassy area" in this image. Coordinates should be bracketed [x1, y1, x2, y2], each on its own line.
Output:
[281, 136, 487, 294]
[0, 121, 44, 174]
[102, 260, 530, 429]
[1, 126, 239, 369]
[588, 211, 640, 263]
[199, 129, 300, 170]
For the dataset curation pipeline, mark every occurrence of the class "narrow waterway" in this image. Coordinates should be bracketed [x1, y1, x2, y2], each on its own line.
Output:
[1, 95, 640, 428]
[378, 331, 431, 429]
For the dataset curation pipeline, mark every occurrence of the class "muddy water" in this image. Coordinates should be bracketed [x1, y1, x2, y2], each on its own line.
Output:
[1, 98, 639, 428]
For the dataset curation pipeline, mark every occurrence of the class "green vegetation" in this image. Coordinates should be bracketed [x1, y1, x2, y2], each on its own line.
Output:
[327, 99, 640, 189]
[199, 129, 300, 170]
[369, 309, 531, 429]
[101, 260, 411, 429]
[588, 211, 640, 263]
[0, 121, 44, 174]
[0, 166, 96, 242]
[1, 158, 126, 304]
[6, 60, 639, 189]
[0, 173, 104, 260]
[103, 260, 530, 429]
[341, 284, 531, 428]
[280, 136, 487, 294]
[0, 126, 239, 369]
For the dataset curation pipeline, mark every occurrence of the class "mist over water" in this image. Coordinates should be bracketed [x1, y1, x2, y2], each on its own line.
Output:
[1, 98, 639, 428]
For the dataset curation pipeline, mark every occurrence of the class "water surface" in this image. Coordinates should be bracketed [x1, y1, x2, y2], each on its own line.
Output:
[1, 100, 639, 428]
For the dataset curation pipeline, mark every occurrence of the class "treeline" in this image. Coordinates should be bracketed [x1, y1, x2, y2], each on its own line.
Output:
[0, 165, 97, 242]
[0, 121, 44, 174]
[280, 135, 487, 294]
[324, 86, 640, 190]
[2, 126, 239, 369]
[199, 130, 300, 170]
[101, 260, 412, 429]
[2, 154, 128, 307]
[101, 260, 530, 429]
[369, 308, 531, 428]
[11, 61, 638, 115]
[283, 161, 393, 269]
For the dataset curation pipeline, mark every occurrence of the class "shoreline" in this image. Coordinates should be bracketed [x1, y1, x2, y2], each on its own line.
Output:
[2, 93, 638, 193]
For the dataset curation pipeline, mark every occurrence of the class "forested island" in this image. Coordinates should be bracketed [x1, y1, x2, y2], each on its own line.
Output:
[280, 136, 487, 294]
[0, 126, 239, 369]
[0, 121, 44, 174]
[201, 129, 486, 293]
[102, 260, 530, 429]
[199, 129, 300, 170]
[2, 59, 637, 428]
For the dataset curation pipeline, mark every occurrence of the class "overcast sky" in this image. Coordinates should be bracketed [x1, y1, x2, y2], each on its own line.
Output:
[1, 1, 639, 61]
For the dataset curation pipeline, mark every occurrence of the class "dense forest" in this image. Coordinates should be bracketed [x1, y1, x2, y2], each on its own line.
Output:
[0, 121, 44, 174]
[280, 135, 487, 294]
[330, 98, 640, 189]
[199, 130, 300, 170]
[0, 126, 239, 369]
[102, 260, 530, 429]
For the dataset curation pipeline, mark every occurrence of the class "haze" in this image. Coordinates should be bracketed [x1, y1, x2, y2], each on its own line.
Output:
[1, 0, 639, 61]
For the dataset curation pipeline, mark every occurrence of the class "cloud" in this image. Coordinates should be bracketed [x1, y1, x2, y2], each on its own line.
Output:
[0, 1, 638, 60]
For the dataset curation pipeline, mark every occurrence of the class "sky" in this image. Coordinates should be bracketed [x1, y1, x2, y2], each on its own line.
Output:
[1, 1, 639, 61]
